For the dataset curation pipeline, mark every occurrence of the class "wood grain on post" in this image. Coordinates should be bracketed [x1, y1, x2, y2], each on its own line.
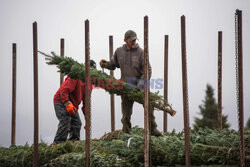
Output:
[144, 15, 151, 167]
[181, 15, 191, 167]
[11, 43, 17, 145]
[60, 38, 65, 85]
[235, 9, 245, 167]
[218, 31, 222, 131]
[163, 35, 168, 132]
[85, 19, 91, 167]
[33, 21, 39, 167]
[109, 36, 115, 132]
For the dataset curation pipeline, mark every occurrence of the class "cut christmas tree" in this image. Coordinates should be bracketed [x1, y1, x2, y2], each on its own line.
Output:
[39, 51, 176, 116]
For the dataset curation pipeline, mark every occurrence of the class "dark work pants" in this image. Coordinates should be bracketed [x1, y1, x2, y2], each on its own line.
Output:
[121, 95, 157, 133]
[53, 102, 82, 143]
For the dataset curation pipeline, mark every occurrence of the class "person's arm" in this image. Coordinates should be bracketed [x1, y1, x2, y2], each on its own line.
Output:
[107, 50, 120, 70]
[60, 77, 78, 105]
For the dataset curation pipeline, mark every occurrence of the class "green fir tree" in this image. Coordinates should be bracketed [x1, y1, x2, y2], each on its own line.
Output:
[193, 84, 230, 130]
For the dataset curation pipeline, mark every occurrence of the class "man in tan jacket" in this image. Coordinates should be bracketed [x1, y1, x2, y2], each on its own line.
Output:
[100, 30, 162, 136]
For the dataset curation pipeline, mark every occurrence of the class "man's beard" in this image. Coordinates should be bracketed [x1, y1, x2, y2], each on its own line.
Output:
[131, 43, 137, 48]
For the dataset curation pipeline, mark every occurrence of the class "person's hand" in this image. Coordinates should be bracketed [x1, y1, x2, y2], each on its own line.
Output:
[65, 103, 76, 115]
[137, 79, 145, 89]
[99, 59, 109, 68]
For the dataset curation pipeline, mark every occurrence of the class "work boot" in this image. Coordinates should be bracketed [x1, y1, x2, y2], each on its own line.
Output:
[149, 108, 162, 137]
[151, 128, 163, 137]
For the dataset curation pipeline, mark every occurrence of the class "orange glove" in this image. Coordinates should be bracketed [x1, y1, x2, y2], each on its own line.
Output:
[99, 59, 109, 68]
[65, 103, 76, 115]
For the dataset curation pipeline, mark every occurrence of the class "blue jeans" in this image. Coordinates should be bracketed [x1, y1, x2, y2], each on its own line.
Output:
[53, 102, 82, 143]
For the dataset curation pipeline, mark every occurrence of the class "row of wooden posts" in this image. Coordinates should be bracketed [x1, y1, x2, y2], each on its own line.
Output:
[9, 10, 245, 167]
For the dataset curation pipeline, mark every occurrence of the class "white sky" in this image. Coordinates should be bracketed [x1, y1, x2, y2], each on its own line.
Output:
[0, 0, 249, 147]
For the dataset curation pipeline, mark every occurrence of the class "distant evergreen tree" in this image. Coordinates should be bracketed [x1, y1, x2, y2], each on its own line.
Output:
[246, 117, 250, 129]
[193, 84, 230, 130]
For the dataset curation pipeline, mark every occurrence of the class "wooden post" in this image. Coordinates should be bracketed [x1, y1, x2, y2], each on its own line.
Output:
[144, 15, 151, 167]
[60, 38, 64, 85]
[181, 15, 191, 167]
[235, 9, 245, 167]
[85, 19, 91, 167]
[11, 43, 17, 145]
[109, 36, 115, 132]
[218, 31, 222, 131]
[33, 21, 39, 167]
[163, 35, 168, 132]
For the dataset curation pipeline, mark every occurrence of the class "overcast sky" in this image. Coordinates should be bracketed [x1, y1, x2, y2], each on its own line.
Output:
[0, 0, 249, 147]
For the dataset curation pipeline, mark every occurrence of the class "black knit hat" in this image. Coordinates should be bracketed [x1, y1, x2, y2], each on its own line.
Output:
[90, 59, 96, 68]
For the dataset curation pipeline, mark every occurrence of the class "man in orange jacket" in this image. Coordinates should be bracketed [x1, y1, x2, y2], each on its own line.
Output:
[51, 60, 96, 145]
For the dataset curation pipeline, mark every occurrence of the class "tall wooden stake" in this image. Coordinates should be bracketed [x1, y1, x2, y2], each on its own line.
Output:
[163, 35, 169, 132]
[85, 19, 91, 167]
[33, 21, 39, 167]
[218, 31, 222, 131]
[60, 38, 64, 85]
[235, 9, 245, 167]
[144, 15, 151, 167]
[181, 15, 191, 167]
[11, 43, 17, 145]
[109, 36, 115, 132]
